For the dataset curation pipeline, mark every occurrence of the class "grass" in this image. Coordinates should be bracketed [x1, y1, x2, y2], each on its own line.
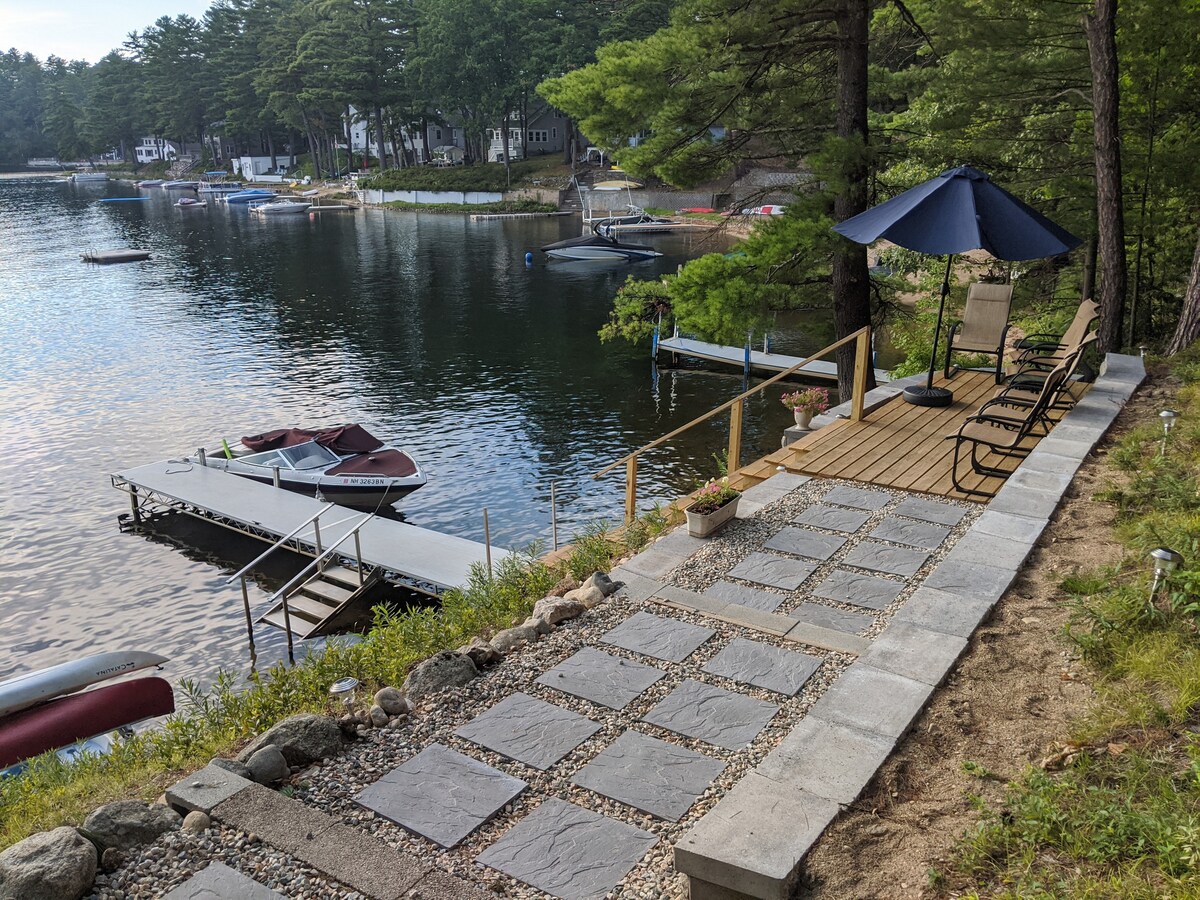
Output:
[359, 157, 570, 193]
[0, 511, 668, 850]
[945, 345, 1200, 898]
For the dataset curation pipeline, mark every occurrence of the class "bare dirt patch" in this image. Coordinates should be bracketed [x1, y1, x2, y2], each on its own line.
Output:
[796, 371, 1167, 899]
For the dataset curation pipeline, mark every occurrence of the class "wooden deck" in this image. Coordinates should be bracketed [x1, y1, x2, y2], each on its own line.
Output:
[733, 370, 1071, 502]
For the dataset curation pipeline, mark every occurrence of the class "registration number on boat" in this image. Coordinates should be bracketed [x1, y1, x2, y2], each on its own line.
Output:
[345, 478, 386, 485]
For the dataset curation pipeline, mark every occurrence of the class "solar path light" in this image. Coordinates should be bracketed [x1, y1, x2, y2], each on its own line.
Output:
[1148, 547, 1183, 606]
[1159, 408, 1179, 456]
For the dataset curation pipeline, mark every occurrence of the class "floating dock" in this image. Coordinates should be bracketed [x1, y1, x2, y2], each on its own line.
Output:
[82, 249, 152, 264]
[657, 335, 891, 383]
[469, 211, 574, 221]
[111, 460, 497, 595]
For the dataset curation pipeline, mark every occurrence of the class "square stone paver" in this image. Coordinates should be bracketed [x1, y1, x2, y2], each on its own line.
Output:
[727, 552, 816, 590]
[703, 638, 822, 696]
[162, 862, 286, 900]
[355, 743, 527, 848]
[455, 694, 601, 770]
[792, 504, 871, 533]
[704, 580, 786, 613]
[811, 569, 903, 611]
[868, 516, 951, 550]
[572, 730, 725, 821]
[475, 798, 657, 900]
[763, 527, 846, 561]
[791, 602, 874, 634]
[600, 611, 715, 662]
[823, 485, 893, 511]
[894, 497, 968, 526]
[536, 647, 665, 710]
[842, 541, 929, 577]
[642, 679, 779, 750]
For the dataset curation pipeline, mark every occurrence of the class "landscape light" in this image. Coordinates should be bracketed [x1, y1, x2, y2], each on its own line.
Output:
[1148, 547, 1183, 604]
[1138, 344, 1149, 359]
[329, 677, 360, 707]
[1160, 409, 1180, 456]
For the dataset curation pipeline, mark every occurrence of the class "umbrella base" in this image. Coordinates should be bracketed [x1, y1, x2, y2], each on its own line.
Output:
[903, 385, 954, 407]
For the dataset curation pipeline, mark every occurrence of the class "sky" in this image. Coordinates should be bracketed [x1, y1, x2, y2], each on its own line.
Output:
[2, 0, 213, 64]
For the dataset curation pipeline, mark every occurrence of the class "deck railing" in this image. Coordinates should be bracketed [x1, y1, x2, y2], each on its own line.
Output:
[593, 326, 873, 522]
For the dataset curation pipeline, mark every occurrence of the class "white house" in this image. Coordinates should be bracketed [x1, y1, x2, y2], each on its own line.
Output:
[134, 137, 179, 164]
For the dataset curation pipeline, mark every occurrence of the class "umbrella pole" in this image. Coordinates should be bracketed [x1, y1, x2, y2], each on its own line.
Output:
[902, 255, 955, 407]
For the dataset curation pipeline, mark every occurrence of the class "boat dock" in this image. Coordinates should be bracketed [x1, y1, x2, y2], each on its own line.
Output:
[469, 211, 574, 221]
[657, 335, 892, 383]
[81, 249, 152, 264]
[111, 460, 497, 596]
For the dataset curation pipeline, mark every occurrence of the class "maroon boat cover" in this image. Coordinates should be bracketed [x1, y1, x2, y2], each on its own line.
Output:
[241, 424, 385, 454]
[0, 677, 175, 768]
[326, 449, 418, 478]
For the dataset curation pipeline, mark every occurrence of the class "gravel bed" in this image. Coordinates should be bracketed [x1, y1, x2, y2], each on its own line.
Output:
[98, 476, 981, 899]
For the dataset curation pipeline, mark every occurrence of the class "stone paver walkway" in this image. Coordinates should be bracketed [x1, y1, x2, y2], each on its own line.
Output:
[172, 353, 1143, 900]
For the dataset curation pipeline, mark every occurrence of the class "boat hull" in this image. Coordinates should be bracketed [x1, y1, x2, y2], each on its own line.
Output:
[0, 677, 174, 769]
[544, 245, 662, 261]
[222, 472, 423, 508]
[0, 651, 169, 718]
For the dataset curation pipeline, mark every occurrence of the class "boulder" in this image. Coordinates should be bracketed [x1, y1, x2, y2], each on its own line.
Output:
[369, 705, 389, 728]
[531, 597, 585, 626]
[237, 714, 346, 767]
[490, 624, 539, 654]
[181, 811, 211, 836]
[402, 651, 478, 701]
[373, 687, 409, 716]
[564, 584, 605, 609]
[82, 800, 181, 851]
[0, 827, 96, 900]
[208, 757, 253, 781]
[584, 571, 619, 597]
[524, 616, 554, 636]
[457, 637, 502, 668]
[244, 745, 290, 785]
[548, 575, 580, 597]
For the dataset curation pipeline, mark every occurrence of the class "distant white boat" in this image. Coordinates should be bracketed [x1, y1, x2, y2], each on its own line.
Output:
[69, 172, 108, 183]
[198, 173, 243, 193]
[161, 180, 198, 190]
[249, 199, 312, 216]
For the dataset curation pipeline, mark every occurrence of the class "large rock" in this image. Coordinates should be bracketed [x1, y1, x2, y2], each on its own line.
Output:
[548, 575, 580, 597]
[524, 616, 553, 636]
[0, 827, 96, 900]
[491, 623, 539, 654]
[531, 596, 585, 626]
[402, 651, 478, 701]
[457, 637, 502, 668]
[564, 584, 605, 609]
[373, 686, 410, 716]
[237, 714, 346, 767]
[584, 571, 619, 597]
[244, 744, 290, 785]
[81, 800, 180, 851]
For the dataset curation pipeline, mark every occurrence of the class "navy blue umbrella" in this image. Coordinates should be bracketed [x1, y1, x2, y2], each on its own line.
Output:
[834, 166, 1081, 405]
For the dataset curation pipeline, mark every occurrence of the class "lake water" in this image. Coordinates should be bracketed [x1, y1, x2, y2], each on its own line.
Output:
[0, 176, 850, 685]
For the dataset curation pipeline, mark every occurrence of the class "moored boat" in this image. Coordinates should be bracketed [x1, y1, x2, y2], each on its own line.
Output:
[225, 188, 278, 204]
[69, 172, 108, 183]
[195, 424, 427, 508]
[249, 198, 312, 216]
[176, 197, 207, 209]
[136, 179, 165, 188]
[161, 180, 198, 190]
[541, 225, 662, 262]
[198, 172, 243, 193]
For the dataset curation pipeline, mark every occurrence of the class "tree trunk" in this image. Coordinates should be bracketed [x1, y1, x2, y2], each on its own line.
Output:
[1166, 229, 1200, 355]
[1081, 232, 1098, 300]
[373, 105, 387, 171]
[344, 107, 354, 173]
[1084, 0, 1127, 353]
[266, 130, 276, 172]
[831, 0, 875, 401]
[421, 116, 430, 164]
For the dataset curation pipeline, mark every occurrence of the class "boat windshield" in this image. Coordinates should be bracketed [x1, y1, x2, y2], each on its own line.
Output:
[277, 442, 341, 470]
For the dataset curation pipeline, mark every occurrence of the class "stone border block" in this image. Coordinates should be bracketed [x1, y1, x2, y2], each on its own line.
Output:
[608, 567, 662, 603]
[674, 773, 839, 900]
[161, 862, 286, 900]
[756, 717, 895, 804]
[858, 622, 968, 686]
[167, 764, 255, 815]
[806, 663, 934, 740]
[921, 557, 1015, 605]
[892, 586, 994, 638]
[212, 784, 336, 855]
[784, 620, 871, 656]
[948, 531, 1035, 572]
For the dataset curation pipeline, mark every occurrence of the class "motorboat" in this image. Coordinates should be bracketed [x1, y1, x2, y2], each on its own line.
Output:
[195, 423, 427, 508]
[198, 173, 243, 193]
[225, 188, 277, 204]
[136, 179, 165, 188]
[0, 650, 173, 772]
[69, 172, 108, 183]
[596, 212, 686, 235]
[541, 224, 663, 262]
[176, 197, 207, 209]
[249, 198, 312, 216]
[161, 180, 198, 190]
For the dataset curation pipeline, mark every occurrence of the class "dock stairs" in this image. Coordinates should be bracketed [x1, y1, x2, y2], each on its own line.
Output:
[259, 562, 380, 639]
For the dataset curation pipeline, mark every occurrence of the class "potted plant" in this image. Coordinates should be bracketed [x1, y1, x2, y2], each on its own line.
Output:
[685, 480, 742, 538]
[781, 386, 830, 430]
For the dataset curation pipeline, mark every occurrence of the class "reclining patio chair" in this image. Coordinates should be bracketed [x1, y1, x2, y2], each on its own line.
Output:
[1010, 298, 1100, 372]
[1000, 332, 1098, 417]
[944, 282, 1014, 384]
[948, 362, 1070, 497]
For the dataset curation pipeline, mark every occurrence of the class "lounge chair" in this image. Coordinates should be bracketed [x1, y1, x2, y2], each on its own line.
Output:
[944, 282, 1014, 384]
[948, 362, 1069, 497]
[1010, 298, 1100, 372]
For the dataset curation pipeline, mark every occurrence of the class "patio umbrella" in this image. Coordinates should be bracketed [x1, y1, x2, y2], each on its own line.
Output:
[833, 165, 1081, 406]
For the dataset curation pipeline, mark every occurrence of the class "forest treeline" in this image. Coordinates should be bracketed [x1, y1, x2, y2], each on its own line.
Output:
[0, 0, 673, 173]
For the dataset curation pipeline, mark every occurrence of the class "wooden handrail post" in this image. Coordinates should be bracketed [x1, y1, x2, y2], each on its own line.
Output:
[851, 327, 872, 422]
[728, 399, 744, 474]
[625, 457, 638, 523]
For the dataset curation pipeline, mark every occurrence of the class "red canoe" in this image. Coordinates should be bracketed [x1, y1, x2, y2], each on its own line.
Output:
[0, 677, 175, 768]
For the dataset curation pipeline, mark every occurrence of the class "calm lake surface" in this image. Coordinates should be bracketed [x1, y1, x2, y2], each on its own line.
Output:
[0, 175, 853, 685]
